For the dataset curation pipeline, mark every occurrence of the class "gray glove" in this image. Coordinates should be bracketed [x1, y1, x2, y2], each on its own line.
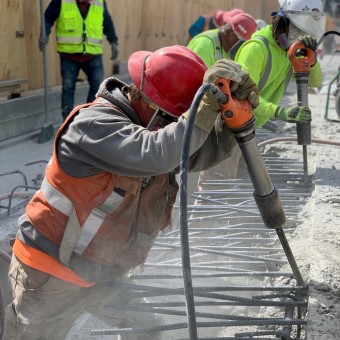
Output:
[232, 71, 259, 109]
[204, 60, 259, 109]
[203, 59, 243, 88]
[186, 60, 245, 133]
[111, 43, 119, 60]
[299, 35, 317, 52]
[275, 105, 311, 123]
[39, 35, 49, 52]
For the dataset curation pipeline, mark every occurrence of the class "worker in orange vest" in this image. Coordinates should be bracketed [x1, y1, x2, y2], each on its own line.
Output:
[3, 46, 259, 339]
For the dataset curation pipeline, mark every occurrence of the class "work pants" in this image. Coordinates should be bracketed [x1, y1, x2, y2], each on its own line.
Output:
[3, 255, 163, 340]
[61, 55, 104, 121]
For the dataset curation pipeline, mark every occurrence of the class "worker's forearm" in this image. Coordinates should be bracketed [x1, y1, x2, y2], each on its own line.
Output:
[253, 98, 278, 129]
[103, 2, 118, 44]
[44, 0, 60, 36]
[308, 61, 322, 88]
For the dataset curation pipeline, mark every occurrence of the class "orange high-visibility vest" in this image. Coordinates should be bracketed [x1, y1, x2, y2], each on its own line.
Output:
[14, 101, 178, 286]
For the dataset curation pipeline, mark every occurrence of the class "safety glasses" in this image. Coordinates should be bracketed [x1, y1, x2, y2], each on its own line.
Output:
[146, 109, 178, 131]
[139, 91, 177, 130]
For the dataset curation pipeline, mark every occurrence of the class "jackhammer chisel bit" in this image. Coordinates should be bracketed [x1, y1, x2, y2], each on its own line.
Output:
[213, 79, 305, 286]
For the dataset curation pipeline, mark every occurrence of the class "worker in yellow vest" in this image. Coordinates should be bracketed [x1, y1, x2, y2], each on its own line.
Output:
[39, 0, 119, 121]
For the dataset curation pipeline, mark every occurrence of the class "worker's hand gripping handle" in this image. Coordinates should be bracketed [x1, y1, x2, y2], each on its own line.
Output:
[215, 78, 254, 132]
[288, 41, 313, 146]
[212, 78, 286, 229]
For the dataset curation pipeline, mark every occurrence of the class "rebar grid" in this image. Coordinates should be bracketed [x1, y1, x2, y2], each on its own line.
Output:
[91, 136, 312, 339]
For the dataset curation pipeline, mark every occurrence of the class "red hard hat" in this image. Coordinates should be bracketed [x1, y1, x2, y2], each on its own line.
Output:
[224, 8, 244, 17]
[128, 45, 207, 118]
[212, 9, 225, 27]
[223, 12, 257, 41]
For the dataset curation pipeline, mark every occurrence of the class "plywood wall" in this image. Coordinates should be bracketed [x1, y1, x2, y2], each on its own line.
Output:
[0, 0, 279, 93]
[0, 1, 27, 82]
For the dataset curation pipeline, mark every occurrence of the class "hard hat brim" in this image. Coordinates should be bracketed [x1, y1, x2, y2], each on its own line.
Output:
[128, 50, 152, 91]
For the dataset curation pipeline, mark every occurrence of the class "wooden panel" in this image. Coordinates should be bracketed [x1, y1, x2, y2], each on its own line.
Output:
[0, 0, 278, 92]
[0, 1, 27, 83]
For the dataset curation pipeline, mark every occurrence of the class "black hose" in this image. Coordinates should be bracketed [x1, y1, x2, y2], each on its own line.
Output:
[316, 30, 340, 49]
[179, 82, 217, 340]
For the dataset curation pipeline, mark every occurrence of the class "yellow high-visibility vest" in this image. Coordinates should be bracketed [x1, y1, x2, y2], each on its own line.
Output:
[56, 0, 104, 55]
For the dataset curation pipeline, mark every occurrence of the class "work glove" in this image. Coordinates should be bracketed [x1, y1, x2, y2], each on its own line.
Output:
[299, 35, 317, 52]
[232, 71, 259, 109]
[204, 60, 259, 109]
[111, 42, 119, 60]
[185, 60, 245, 133]
[298, 35, 317, 66]
[39, 35, 49, 52]
[204, 59, 243, 88]
[275, 105, 311, 123]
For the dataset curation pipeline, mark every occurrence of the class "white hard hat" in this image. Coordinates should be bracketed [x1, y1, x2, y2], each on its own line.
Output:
[279, 0, 326, 39]
[255, 19, 266, 30]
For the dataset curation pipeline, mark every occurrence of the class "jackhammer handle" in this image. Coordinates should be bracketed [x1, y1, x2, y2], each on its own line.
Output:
[288, 41, 316, 73]
[214, 78, 254, 131]
[210, 84, 228, 104]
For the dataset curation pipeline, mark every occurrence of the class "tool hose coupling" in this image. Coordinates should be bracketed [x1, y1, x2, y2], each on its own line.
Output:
[253, 186, 286, 229]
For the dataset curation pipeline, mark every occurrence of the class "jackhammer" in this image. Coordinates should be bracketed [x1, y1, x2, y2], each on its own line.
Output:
[288, 41, 315, 184]
[179, 78, 305, 340]
[214, 77, 304, 287]
[288, 31, 340, 184]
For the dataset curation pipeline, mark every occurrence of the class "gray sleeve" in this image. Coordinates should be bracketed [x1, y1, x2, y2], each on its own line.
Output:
[59, 108, 203, 177]
[59, 107, 236, 178]
[185, 116, 237, 173]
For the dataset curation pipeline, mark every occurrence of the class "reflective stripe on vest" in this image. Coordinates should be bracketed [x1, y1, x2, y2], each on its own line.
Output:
[202, 30, 223, 61]
[40, 177, 125, 262]
[255, 36, 293, 92]
[56, 0, 104, 55]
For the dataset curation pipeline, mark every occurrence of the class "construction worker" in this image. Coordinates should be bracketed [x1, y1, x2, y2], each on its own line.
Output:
[39, 0, 119, 122]
[197, 0, 326, 185]
[187, 12, 257, 67]
[3, 46, 259, 340]
[186, 9, 225, 43]
[235, 0, 325, 129]
[187, 11, 257, 183]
